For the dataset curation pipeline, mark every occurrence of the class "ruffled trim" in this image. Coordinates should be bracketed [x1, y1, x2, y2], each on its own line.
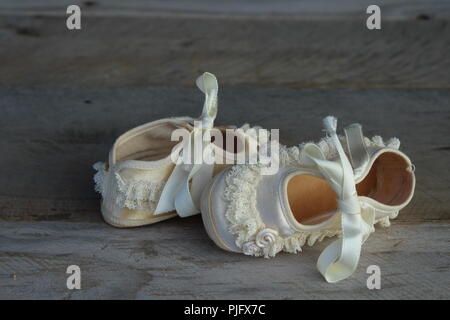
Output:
[93, 162, 165, 211]
[224, 164, 265, 247]
[223, 135, 400, 258]
[93, 162, 107, 196]
[115, 175, 165, 211]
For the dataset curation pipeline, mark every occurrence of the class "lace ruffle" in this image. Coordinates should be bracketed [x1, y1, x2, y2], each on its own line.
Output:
[223, 135, 400, 258]
[93, 162, 107, 196]
[93, 162, 165, 211]
[115, 175, 165, 211]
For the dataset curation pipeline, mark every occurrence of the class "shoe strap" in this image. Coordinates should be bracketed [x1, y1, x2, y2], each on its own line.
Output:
[154, 72, 218, 217]
[344, 123, 370, 180]
[301, 116, 375, 283]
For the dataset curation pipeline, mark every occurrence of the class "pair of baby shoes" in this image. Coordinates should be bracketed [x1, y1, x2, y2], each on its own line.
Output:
[94, 72, 415, 283]
[94, 72, 254, 226]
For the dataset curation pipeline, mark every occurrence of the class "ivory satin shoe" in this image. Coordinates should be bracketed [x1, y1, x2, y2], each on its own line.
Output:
[93, 72, 255, 227]
[200, 116, 415, 282]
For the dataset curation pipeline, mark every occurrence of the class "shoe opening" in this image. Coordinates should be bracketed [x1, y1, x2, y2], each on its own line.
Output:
[115, 121, 191, 162]
[287, 151, 414, 226]
[114, 122, 246, 164]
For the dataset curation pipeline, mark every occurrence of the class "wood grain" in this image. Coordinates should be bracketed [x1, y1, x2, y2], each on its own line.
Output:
[0, 220, 448, 299]
[0, 1, 448, 300]
[0, 86, 449, 223]
[1, 0, 449, 19]
[0, 13, 448, 88]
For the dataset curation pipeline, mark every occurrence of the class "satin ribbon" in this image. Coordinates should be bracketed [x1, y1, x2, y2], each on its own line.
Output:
[301, 116, 375, 283]
[344, 123, 370, 180]
[154, 72, 218, 217]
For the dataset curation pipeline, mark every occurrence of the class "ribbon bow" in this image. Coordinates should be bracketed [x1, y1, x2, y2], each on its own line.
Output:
[154, 72, 218, 217]
[301, 116, 375, 283]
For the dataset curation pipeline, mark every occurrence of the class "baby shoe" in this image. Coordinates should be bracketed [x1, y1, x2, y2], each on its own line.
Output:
[94, 72, 256, 227]
[200, 116, 415, 282]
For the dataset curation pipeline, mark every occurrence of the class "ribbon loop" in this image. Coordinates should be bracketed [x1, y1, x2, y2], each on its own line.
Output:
[337, 197, 360, 215]
[154, 73, 219, 217]
[344, 123, 369, 179]
[196, 72, 218, 130]
[301, 116, 375, 283]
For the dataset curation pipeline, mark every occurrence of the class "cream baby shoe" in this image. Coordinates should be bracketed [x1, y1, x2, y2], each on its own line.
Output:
[200, 116, 415, 282]
[94, 72, 254, 227]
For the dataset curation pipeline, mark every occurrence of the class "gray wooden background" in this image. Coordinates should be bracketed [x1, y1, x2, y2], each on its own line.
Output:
[0, 0, 449, 299]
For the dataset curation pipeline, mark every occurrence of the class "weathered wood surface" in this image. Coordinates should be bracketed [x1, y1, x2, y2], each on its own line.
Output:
[1, 0, 450, 18]
[1, 86, 448, 299]
[0, 86, 449, 223]
[0, 221, 448, 299]
[0, 5, 449, 87]
[0, 0, 449, 300]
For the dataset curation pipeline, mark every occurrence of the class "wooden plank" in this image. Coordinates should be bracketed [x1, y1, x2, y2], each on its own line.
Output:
[0, 221, 448, 299]
[0, 14, 449, 87]
[1, 1, 447, 300]
[0, 86, 449, 223]
[1, 0, 449, 19]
